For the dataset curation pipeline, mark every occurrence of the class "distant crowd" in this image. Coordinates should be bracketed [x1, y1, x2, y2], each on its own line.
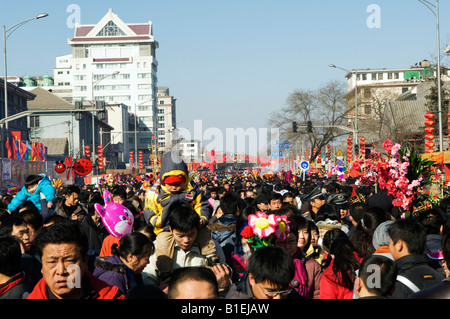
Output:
[1, 150, 450, 300]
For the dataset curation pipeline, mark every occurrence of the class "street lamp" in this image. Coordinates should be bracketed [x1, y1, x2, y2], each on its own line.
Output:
[329, 64, 358, 143]
[91, 71, 119, 174]
[418, 0, 443, 151]
[2, 13, 48, 158]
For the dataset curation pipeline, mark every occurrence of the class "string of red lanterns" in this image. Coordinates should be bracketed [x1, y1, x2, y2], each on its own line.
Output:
[424, 112, 435, 153]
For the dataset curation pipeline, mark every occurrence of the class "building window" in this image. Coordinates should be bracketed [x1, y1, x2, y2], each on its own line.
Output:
[387, 73, 393, 80]
[378, 73, 383, 80]
[158, 116, 165, 122]
[364, 105, 371, 114]
[74, 86, 87, 92]
[30, 116, 40, 128]
[394, 72, 399, 79]
[158, 108, 164, 114]
[158, 123, 165, 129]
[74, 75, 86, 81]
[371, 73, 376, 80]
[138, 84, 151, 90]
[137, 73, 151, 79]
[96, 21, 126, 37]
[159, 100, 165, 105]
[362, 74, 367, 81]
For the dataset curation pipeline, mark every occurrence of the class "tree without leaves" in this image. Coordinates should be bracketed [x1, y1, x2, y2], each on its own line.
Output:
[268, 80, 349, 162]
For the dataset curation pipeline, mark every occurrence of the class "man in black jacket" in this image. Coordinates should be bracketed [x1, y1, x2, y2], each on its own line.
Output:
[388, 218, 444, 299]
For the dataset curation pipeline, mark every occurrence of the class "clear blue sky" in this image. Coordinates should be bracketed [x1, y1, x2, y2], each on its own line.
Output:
[1, 0, 449, 146]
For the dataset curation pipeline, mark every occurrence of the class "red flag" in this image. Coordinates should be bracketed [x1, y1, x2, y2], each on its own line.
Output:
[11, 131, 21, 141]
[34, 143, 43, 161]
[19, 141, 27, 161]
[5, 138, 11, 159]
[12, 138, 17, 160]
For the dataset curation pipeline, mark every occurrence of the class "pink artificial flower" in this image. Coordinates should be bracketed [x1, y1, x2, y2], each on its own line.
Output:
[248, 212, 277, 239]
[273, 215, 290, 242]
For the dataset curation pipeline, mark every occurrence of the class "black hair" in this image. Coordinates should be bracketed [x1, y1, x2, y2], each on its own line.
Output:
[349, 202, 366, 223]
[349, 206, 388, 258]
[358, 254, 397, 297]
[219, 191, 241, 215]
[43, 214, 66, 226]
[24, 175, 43, 189]
[34, 220, 89, 258]
[112, 187, 127, 201]
[111, 231, 153, 260]
[268, 192, 283, 203]
[167, 266, 218, 299]
[64, 185, 81, 196]
[416, 208, 447, 235]
[247, 246, 295, 289]
[388, 218, 426, 255]
[0, 235, 22, 276]
[87, 192, 105, 216]
[168, 203, 200, 233]
[314, 203, 341, 223]
[0, 215, 27, 236]
[329, 236, 360, 289]
[18, 209, 44, 233]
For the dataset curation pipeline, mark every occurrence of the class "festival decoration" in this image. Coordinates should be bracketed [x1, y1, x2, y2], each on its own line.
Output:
[84, 145, 91, 158]
[73, 158, 93, 176]
[352, 139, 435, 216]
[97, 145, 104, 171]
[139, 151, 143, 169]
[347, 136, 353, 163]
[55, 156, 93, 178]
[94, 190, 134, 238]
[51, 178, 63, 190]
[424, 112, 435, 153]
[360, 137, 366, 159]
[241, 212, 290, 250]
[54, 161, 66, 174]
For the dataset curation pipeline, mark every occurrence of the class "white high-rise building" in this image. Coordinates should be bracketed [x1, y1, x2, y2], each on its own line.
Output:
[54, 9, 159, 161]
[156, 87, 177, 153]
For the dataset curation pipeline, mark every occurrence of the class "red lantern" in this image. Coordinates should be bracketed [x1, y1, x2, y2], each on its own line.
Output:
[425, 149, 434, 153]
[425, 141, 435, 148]
[425, 112, 435, 120]
[425, 134, 435, 141]
[139, 151, 143, 169]
[84, 146, 91, 158]
[425, 120, 435, 127]
[97, 145, 104, 171]
[424, 127, 435, 134]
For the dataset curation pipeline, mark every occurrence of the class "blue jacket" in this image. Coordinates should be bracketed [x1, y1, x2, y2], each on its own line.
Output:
[7, 174, 56, 212]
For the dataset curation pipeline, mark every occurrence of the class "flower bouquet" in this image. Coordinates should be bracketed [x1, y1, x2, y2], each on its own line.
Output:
[353, 139, 435, 217]
[240, 212, 290, 250]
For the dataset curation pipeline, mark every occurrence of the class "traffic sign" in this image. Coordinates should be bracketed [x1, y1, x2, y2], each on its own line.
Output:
[300, 160, 310, 171]
[272, 150, 283, 157]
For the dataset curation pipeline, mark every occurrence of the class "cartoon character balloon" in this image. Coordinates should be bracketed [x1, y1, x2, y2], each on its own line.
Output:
[94, 190, 134, 238]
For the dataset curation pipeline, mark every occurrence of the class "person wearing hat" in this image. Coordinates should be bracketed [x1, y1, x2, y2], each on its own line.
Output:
[144, 151, 217, 280]
[411, 233, 450, 299]
[303, 186, 326, 221]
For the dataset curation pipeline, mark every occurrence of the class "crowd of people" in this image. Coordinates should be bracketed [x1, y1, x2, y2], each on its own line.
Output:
[1, 149, 450, 300]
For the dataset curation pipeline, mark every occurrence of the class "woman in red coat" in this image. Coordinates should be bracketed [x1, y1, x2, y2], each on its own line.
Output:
[319, 233, 362, 299]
